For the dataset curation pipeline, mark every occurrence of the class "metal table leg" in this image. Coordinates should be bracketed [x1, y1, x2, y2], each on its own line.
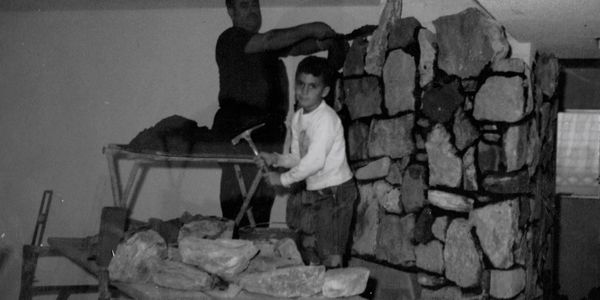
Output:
[234, 166, 263, 227]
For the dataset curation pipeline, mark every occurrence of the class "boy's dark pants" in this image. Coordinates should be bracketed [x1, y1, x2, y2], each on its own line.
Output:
[287, 179, 358, 265]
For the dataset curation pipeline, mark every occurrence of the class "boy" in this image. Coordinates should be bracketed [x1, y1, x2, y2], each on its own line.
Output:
[258, 56, 357, 268]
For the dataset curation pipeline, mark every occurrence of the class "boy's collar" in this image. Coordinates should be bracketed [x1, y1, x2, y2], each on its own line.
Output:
[302, 100, 325, 114]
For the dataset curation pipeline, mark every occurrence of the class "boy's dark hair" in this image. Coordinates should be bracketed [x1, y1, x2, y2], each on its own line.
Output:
[296, 56, 335, 88]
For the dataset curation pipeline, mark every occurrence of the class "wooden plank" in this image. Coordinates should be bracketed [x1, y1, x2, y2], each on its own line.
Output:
[113, 282, 367, 300]
[103, 144, 256, 164]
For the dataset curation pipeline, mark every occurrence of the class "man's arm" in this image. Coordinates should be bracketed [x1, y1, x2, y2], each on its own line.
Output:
[244, 22, 335, 53]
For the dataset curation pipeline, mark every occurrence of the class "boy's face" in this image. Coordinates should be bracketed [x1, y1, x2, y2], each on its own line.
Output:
[295, 72, 330, 113]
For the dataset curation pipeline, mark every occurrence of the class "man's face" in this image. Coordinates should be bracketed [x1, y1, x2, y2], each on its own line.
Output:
[228, 0, 262, 33]
[295, 73, 330, 113]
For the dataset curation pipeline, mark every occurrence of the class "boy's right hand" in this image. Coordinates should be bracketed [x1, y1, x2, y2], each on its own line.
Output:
[256, 152, 278, 168]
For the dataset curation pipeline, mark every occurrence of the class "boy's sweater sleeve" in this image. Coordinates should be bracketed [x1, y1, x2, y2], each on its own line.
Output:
[279, 113, 334, 187]
[274, 113, 301, 168]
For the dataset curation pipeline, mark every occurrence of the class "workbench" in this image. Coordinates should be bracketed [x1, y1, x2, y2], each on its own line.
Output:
[36, 145, 368, 300]
[103, 143, 262, 226]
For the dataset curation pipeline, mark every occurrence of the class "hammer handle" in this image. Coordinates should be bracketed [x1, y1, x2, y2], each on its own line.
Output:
[247, 139, 260, 157]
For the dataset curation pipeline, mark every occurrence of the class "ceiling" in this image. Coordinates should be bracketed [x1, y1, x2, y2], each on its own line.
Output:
[477, 0, 600, 59]
[2, 0, 599, 59]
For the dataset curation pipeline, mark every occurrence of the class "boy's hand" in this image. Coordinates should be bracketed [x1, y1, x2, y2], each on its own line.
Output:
[256, 152, 278, 167]
[263, 171, 282, 186]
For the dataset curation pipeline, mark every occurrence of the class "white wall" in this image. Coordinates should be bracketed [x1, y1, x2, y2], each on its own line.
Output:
[0, 3, 384, 298]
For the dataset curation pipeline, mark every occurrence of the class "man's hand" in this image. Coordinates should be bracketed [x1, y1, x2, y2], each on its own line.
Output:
[263, 171, 282, 186]
[318, 38, 349, 70]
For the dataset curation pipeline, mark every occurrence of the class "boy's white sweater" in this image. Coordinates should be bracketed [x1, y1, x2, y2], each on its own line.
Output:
[277, 101, 353, 190]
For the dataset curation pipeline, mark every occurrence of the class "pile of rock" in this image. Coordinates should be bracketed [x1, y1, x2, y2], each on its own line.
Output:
[108, 217, 370, 298]
[342, 2, 560, 299]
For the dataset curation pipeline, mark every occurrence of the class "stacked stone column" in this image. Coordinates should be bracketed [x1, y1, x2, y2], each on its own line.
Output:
[343, 3, 560, 299]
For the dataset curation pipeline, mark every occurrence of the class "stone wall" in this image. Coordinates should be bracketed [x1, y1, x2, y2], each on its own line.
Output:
[341, 3, 560, 299]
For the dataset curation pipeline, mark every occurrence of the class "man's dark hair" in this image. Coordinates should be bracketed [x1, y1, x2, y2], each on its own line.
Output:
[225, 0, 234, 9]
[296, 56, 335, 88]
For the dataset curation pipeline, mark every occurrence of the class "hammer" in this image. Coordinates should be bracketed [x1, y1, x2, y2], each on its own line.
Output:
[231, 123, 265, 157]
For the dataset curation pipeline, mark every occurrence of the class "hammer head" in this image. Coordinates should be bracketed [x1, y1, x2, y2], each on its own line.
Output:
[231, 123, 265, 146]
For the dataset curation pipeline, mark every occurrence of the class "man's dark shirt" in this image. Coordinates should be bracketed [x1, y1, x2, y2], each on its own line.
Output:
[214, 26, 287, 145]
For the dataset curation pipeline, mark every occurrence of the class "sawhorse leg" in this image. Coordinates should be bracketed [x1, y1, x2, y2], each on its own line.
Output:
[121, 162, 144, 209]
[19, 245, 38, 300]
[97, 207, 128, 300]
[234, 164, 263, 227]
[105, 151, 144, 209]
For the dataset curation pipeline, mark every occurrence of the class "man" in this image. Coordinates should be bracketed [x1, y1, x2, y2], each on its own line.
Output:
[213, 0, 347, 227]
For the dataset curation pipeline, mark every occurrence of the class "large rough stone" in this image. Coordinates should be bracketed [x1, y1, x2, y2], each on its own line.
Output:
[432, 215, 449, 242]
[444, 219, 483, 288]
[513, 229, 530, 266]
[177, 217, 234, 242]
[518, 197, 531, 228]
[426, 124, 462, 188]
[477, 140, 504, 173]
[179, 238, 258, 279]
[368, 114, 415, 158]
[365, 0, 402, 76]
[433, 8, 509, 78]
[352, 183, 381, 256]
[483, 132, 502, 143]
[535, 54, 560, 97]
[474, 76, 526, 123]
[463, 146, 479, 191]
[490, 268, 526, 299]
[322, 267, 370, 298]
[415, 131, 426, 150]
[238, 265, 325, 298]
[355, 156, 392, 180]
[347, 120, 370, 161]
[492, 58, 527, 74]
[385, 157, 409, 185]
[420, 286, 486, 300]
[246, 255, 303, 274]
[401, 164, 427, 213]
[462, 79, 479, 93]
[417, 272, 448, 288]
[527, 118, 541, 176]
[344, 76, 383, 120]
[503, 121, 529, 172]
[421, 80, 464, 124]
[246, 238, 304, 273]
[388, 17, 421, 50]
[383, 49, 416, 115]
[275, 238, 304, 266]
[453, 108, 479, 151]
[524, 70, 534, 116]
[108, 230, 167, 283]
[418, 28, 437, 88]
[151, 259, 214, 291]
[344, 37, 369, 77]
[413, 206, 435, 244]
[375, 213, 416, 267]
[470, 199, 519, 269]
[375, 181, 403, 214]
[428, 190, 473, 212]
[482, 169, 530, 194]
[415, 240, 444, 274]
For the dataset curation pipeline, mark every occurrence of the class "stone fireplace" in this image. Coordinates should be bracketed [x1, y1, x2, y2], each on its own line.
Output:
[342, 2, 560, 299]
